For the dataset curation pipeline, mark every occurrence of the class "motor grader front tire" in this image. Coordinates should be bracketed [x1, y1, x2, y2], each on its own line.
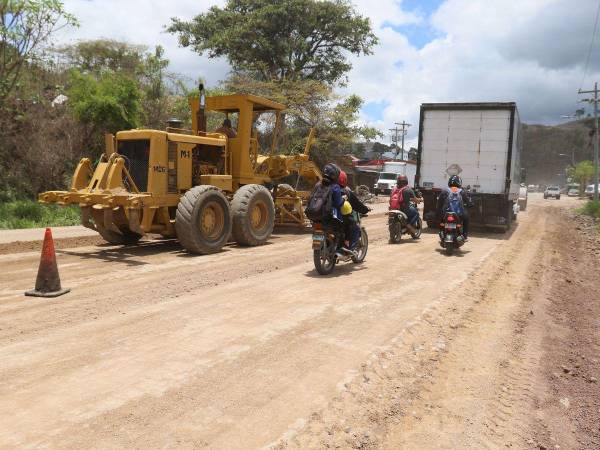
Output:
[231, 184, 275, 246]
[176, 185, 232, 254]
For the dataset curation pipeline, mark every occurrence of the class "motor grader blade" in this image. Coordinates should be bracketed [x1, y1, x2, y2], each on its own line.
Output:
[39, 152, 176, 242]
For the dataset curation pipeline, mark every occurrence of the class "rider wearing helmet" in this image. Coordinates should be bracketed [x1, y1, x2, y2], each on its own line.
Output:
[436, 175, 472, 239]
[338, 170, 370, 251]
[321, 163, 344, 221]
[390, 174, 421, 237]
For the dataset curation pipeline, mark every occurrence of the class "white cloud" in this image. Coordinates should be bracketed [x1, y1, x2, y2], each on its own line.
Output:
[57, 0, 229, 86]
[348, 0, 600, 142]
[54, 0, 600, 141]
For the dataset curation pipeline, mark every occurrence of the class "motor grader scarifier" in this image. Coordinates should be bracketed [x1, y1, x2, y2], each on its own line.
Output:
[39, 89, 322, 254]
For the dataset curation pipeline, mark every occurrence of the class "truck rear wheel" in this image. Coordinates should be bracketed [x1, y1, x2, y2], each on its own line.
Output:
[176, 185, 231, 254]
[232, 184, 275, 246]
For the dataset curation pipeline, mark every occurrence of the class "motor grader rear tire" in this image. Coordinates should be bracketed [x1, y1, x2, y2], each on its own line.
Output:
[91, 208, 142, 245]
[275, 183, 295, 197]
[232, 184, 275, 246]
[176, 185, 232, 254]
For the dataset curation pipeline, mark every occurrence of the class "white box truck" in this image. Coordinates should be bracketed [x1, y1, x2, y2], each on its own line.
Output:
[415, 102, 522, 231]
[374, 161, 417, 195]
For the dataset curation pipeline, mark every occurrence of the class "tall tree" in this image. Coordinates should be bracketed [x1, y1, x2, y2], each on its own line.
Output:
[567, 160, 594, 190]
[57, 39, 146, 74]
[0, 0, 77, 108]
[168, 0, 377, 85]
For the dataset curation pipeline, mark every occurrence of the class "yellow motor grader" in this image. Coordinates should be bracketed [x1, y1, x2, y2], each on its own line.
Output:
[39, 88, 322, 254]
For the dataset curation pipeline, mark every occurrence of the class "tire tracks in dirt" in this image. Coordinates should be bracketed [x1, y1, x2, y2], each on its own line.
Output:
[272, 201, 554, 449]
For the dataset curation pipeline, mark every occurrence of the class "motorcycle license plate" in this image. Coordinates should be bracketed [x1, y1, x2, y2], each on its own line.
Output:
[312, 233, 324, 249]
[445, 223, 457, 229]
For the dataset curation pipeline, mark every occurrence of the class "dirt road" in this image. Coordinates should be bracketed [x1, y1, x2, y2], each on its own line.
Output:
[1, 194, 598, 449]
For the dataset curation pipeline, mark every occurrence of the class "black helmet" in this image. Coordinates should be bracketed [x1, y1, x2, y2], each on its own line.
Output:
[448, 175, 462, 188]
[396, 174, 408, 186]
[322, 163, 340, 182]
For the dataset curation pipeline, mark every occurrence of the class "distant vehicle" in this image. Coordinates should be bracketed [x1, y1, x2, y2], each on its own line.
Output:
[518, 185, 528, 211]
[416, 102, 522, 232]
[374, 161, 416, 195]
[527, 184, 539, 193]
[544, 186, 561, 199]
[567, 188, 579, 197]
[585, 184, 599, 199]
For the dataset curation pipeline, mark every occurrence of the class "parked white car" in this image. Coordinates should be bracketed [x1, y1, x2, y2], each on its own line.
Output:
[585, 184, 599, 199]
[544, 186, 561, 199]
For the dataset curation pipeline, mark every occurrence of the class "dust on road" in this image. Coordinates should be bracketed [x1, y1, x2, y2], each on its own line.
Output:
[0, 195, 597, 449]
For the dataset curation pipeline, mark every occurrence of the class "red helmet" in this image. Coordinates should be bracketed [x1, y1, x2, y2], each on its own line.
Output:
[338, 170, 348, 188]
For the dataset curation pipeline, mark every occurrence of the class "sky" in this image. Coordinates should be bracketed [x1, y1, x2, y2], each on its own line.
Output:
[56, 0, 600, 146]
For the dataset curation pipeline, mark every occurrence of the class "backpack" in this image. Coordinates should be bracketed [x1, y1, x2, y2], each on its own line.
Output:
[305, 182, 333, 221]
[444, 187, 465, 215]
[389, 186, 407, 210]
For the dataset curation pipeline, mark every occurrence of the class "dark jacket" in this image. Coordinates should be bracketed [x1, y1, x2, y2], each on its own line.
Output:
[343, 187, 370, 215]
[436, 186, 472, 219]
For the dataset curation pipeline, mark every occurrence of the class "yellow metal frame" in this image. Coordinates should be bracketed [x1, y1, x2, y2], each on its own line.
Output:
[39, 93, 322, 239]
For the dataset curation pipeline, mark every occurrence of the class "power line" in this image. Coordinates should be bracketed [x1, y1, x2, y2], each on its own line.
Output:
[580, 0, 600, 90]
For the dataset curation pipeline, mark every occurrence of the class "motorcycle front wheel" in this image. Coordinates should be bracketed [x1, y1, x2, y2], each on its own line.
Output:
[445, 242, 455, 255]
[313, 239, 336, 275]
[413, 217, 423, 239]
[352, 227, 369, 263]
[389, 221, 401, 243]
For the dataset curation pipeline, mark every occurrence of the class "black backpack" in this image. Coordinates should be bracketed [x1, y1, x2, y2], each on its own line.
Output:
[305, 182, 333, 222]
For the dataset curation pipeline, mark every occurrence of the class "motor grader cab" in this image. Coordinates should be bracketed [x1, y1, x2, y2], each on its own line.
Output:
[39, 89, 321, 254]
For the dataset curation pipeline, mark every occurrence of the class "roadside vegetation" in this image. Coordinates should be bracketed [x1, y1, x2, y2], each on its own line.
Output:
[0, 200, 79, 229]
[580, 200, 600, 220]
[0, 0, 384, 229]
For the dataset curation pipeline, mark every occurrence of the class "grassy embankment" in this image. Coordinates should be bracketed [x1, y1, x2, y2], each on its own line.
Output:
[0, 200, 79, 229]
[580, 200, 600, 232]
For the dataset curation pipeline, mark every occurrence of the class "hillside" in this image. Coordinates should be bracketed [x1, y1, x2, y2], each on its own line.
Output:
[522, 118, 595, 185]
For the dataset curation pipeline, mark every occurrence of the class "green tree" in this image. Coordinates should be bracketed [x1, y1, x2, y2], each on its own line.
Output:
[67, 69, 141, 134]
[225, 75, 381, 164]
[567, 160, 594, 190]
[168, 0, 377, 85]
[57, 39, 145, 74]
[0, 0, 77, 107]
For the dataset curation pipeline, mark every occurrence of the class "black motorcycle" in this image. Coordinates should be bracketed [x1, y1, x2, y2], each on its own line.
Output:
[312, 212, 368, 275]
[439, 211, 466, 255]
[388, 200, 422, 243]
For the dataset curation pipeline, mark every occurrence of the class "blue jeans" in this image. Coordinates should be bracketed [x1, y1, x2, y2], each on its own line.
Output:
[405, 206, 419, 226]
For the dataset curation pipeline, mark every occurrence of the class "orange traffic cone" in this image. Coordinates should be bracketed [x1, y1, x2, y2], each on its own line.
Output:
[25, 228, 70, 298]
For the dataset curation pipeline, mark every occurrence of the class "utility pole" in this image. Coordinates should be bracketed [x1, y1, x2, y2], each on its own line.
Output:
[389, 125, 400, 158]
[391, 121, 411, 160]
[579, 82, 599, 200]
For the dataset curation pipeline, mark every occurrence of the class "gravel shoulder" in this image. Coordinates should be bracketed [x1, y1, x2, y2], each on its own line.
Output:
[1, 195, 597, 449]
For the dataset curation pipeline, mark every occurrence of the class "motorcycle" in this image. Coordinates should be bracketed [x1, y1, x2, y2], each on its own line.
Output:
[312, 212, 369, 275]
[388, 200, 422, 243]
[439, 211, 466, 255]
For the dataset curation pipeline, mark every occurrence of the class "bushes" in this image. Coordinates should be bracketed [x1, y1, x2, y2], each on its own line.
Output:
[580, 200, 600, 219]
[0, 200, 80, 229]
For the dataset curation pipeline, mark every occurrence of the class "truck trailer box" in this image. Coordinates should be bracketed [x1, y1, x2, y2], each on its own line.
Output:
[416, 102, 522, 231]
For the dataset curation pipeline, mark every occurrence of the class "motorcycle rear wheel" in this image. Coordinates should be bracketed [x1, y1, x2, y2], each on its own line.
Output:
[445, 243, 455, 255]
[313, 240, 336, 275]
[389, 221, 401, 243]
